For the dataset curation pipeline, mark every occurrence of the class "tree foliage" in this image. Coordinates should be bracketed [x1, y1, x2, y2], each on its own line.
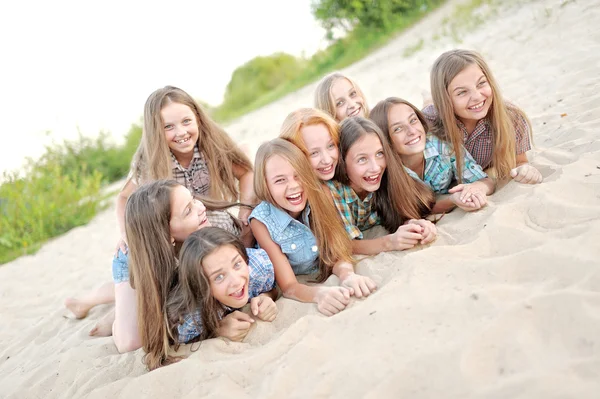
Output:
[312, 0, 430, 36]
[222, 52, 304, 111]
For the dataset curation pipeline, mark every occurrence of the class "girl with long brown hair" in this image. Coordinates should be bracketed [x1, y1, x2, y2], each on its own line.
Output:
[327, 117, 437, 255]
[249, 139, 377, 316]
[425, 49, 542, 184]
[371, 97, 495, 213]
[314, 72, 369, 122]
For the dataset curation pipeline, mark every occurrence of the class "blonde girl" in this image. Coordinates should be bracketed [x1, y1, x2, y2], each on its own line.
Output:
[249, 139, 377, 316]
[146, 227, 278, 371]
[279, 108, 341, 182]
[371, 97, 495, 213]
[424, 49, 542, 184]
[327, 117, 437, 255]
[315, 72, 369, 122]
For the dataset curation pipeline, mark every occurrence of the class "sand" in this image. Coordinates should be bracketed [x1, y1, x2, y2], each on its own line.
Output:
[1, 0, 600, 397]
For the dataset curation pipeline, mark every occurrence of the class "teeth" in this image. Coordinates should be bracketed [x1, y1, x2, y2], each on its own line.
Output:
[231, 288, 243, 297]
[287, 193, 301, 200]
[348, 107, 361, 117]
[469, 101, 485, 110]
[319, 165, 333, 173]
[176, 137, 190, 144]
[365, 174, 379, 182]
[406, 136, 421, 145]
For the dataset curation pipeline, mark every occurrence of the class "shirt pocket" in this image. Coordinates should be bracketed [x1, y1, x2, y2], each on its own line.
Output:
[279, 234, 318, 273]
[430, 161, 453, 193]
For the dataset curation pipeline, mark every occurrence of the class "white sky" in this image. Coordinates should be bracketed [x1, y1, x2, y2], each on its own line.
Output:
[0, 0, 327, 174]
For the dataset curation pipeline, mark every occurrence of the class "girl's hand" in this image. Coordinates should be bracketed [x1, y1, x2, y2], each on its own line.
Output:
[388, 224, 423, 251]
[510, 164, 543, 184]
[114, 236, 128, 257]
[250, 294, 278, 322]
[341, 272, 377, 298]
[315, 286, 352, 316]
[405, 219, 437, 245]
[448, 184, 488, 212]
[216, 311, 255, 342]
[238, 207, 252, 226]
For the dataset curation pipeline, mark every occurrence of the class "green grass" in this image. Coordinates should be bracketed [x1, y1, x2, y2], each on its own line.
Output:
[212, 0, 448, 123]
[0, 124, 142, 265]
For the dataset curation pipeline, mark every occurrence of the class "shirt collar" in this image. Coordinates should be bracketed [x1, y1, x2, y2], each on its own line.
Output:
[171, 144, 201, 170]
[267, 202, 312, 233]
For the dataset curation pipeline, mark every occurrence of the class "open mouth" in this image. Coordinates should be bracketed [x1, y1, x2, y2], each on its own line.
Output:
[318, 164, 334, 175]
[286, 192, 304, 205]
[468, 100, 485, 111]
[348, 107, 362, 117]
[229, 285, 246, 300]
[198, 213, 209, 228]
[405, 135, 422, 146]
[175, 136, 191, 144]
[363, 174, 381, 185]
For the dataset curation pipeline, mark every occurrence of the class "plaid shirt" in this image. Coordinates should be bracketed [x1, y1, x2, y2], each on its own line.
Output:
[176, 248, 275, 344]
[405, 134, 487, 194]
[171, 145, 211, 196]
[422, 104, 531, 170]
[325, 180, 379, 240]
[206, 210, 241, 236]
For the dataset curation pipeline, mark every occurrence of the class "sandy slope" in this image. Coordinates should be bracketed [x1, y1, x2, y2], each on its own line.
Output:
[1, 0, 599, 397]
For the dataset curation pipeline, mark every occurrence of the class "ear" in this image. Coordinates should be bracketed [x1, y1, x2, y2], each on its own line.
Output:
[171, 236, 176, 247]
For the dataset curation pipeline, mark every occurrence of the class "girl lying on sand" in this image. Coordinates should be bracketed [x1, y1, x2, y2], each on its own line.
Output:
[370, 97, 495, 213]
[249, 139, 376, 316]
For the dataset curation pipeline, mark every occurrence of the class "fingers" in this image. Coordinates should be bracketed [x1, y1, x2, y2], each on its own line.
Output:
[231, 310, 255, 324]
[448, 184, 465, 194]
[250, 297, 260, 316]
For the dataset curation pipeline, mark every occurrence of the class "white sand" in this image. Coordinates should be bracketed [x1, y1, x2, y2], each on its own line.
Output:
[1, 0, 600, 397]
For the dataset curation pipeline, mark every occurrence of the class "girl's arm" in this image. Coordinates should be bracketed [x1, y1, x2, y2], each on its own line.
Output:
[351, 223, 425, 255]
[511, 153, 542, 184]
[250, 219, 351, 316]
[114, 179, 137, 254]
[332, 261, 377, 298]
[232, 163, 257, 210]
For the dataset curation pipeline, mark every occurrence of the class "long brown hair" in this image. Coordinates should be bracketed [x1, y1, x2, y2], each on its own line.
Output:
[279, 107, 341, 155]
[314, 72, 370, 121]
[335, 117, 433, 232]
[167, 227, 247, 350]
[131, 85, 252, 200]
[429, 49, 532, 180]
[371, 97, 464, 179]
[254, 138, 354, 282]
[125, 179, 245, 371]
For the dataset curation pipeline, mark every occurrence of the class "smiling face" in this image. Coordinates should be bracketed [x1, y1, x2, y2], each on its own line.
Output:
[448, 63, 493, 127]
[330, 78, 366, 121]
[202, 244, 249, 309]
[265, 154, 307, 219]
[301, 123, 339, 181]
[169, 185, 210, 243]
[345, 133, 386, 199]
[387, 103, 427, 160]
[161, 102, 199, 158]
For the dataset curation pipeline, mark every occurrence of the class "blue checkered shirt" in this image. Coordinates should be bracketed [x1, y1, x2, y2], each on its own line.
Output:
[405, 134, 488, 194]
[325, 180, 380, 240]
[176, 248, 275, 344]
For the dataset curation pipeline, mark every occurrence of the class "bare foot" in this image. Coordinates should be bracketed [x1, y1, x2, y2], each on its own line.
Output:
[89, 308, 115, 337]
[64, 297, 92, 319]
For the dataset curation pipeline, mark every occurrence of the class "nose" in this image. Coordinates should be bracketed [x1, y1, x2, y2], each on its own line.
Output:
[229, 270, 244, 288]
[194, 198, 206, 214]
[368, 157, 380, 172]
[176, 124, 187, 136]
[320, 151, 332, 165]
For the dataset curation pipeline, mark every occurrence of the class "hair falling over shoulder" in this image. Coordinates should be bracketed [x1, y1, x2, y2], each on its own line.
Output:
[429, 49, 531, 180]
[132, 86, 253, 201]
[254, 138, 354, 282]
[336, 117, 434, 232]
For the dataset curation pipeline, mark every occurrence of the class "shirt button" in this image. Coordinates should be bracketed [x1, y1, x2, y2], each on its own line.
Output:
[291, 244, 296, 250]
[311, 245, 318, 252]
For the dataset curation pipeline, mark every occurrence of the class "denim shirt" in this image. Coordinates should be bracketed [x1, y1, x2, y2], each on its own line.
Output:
[404, 134, 487, 194]
[249, 201, 319, 275]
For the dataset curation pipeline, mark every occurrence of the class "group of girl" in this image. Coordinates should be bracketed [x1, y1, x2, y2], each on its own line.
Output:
[65, 49, 542, 371]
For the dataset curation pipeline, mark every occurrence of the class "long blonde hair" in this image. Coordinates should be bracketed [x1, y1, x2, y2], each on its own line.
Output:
[335, 117, 434, 232]
[131, 86, 252, 200]
[126, 179, 244, 371]
[429, 49, 532, 180]
[314, 72, 369, 120]
[254, 138, 354, 282]
[279, 107, 341, 155]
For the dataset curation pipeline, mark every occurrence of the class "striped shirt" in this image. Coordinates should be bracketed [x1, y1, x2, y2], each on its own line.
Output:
[325, 180, 379, 240]
[422, 104, 531, 170]
[176, 248, 275, 344]
[405, 134, 487, 194]
[171, 145, 211, 196]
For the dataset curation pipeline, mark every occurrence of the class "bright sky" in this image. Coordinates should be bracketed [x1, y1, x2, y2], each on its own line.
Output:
[0, 0, 327, 175]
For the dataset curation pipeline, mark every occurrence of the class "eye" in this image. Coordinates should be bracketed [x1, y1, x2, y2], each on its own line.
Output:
[336, 100, 344, 107]
[214, 274, 224, 283]
[233, 261, 243, 270]
[310, 151, 319, 157]
[376, 150, 385, 158]
[357, 157, 367, 164]
[327, 142, 335, 149]
[410, 118, 418, 124]
[164, 124, 174, 130]
[350, 90, 357, 97]
[274, 178, 285, 184]
[457, 90, 467, 96]
[183, 118, 192, 125]
[477, 80, 488, 87]
[394, 125, 405, 133]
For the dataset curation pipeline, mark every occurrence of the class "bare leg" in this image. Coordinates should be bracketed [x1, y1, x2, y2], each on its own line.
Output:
[89, 308, 115, 337]
[64, 281, 115, 319]
[112, 281, 142, 353]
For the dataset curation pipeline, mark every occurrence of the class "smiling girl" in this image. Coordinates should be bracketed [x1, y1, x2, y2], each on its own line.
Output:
[326, 117, 436, 255]
[315, 72, 369, 122]
[249, 139, 377, 316]
[371, 97, 495, 213]
[424, 49, 541, 184]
